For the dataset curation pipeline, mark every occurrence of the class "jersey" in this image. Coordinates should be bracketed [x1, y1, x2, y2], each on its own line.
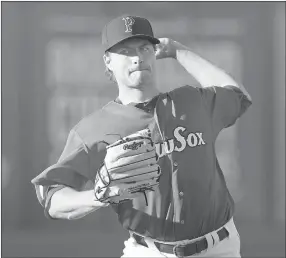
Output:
[31, 85, 252, 241]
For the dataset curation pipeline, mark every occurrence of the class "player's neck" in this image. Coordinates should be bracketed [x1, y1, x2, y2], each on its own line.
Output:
[117, 85, 159, 105]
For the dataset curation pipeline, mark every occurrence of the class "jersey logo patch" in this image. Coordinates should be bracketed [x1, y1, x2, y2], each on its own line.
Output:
[122, 16, 135, 33]
[155, 126, 206, 158]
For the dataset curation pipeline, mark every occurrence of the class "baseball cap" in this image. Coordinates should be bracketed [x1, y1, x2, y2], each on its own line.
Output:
[102, 14, 160, 51]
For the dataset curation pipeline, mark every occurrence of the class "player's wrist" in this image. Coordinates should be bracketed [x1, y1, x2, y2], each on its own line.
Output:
[80, 189, 108, 208]
[172, 40, 190, 60]
[171, 39, 187, 59]
[165, 39, 177, 59]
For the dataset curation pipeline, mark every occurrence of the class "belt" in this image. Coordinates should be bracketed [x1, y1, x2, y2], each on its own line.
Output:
[133, 227, 229, 257]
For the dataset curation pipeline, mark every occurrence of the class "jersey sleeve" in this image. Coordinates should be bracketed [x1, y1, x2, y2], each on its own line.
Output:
[198, 85, 252, 134]
[31, 129, 92, 207]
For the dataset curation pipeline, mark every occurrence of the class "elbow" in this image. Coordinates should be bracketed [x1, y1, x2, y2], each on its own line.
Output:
[47, 205, 59, 218]
[46, 204, 67, 220]
[229, 83, 252, 103]
[47, 206, 77, 220]
[46, 191, 69, 220]
[246, 92, 252, 103]
[238, 83, 252, 103]
[242, 89, 252, 103]
[46, 208, 59, 219]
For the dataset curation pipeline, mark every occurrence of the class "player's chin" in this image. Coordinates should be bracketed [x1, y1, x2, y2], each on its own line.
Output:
[129, 72, 152, 86]
[129, 79, 152, 89]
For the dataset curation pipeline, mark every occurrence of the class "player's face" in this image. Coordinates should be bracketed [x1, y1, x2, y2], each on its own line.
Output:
[105, 38, 156, 88]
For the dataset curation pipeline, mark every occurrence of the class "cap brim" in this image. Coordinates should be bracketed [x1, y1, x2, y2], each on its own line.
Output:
[106, 35, 160, 51]
[127, 35, 160, 44]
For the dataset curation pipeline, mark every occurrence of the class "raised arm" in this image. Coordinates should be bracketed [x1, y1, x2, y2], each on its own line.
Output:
[156, 38, 252, 133]
[155, 38, 252, 102]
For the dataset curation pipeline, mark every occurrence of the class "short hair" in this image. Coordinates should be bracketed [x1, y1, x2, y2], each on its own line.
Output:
[104, 51, 117, 83]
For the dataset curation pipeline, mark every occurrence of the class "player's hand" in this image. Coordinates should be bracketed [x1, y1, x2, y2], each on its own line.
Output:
[155, 38, 177, 60]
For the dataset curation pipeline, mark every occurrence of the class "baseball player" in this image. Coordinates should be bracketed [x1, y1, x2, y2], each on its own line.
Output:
[31, 14, 252, 257]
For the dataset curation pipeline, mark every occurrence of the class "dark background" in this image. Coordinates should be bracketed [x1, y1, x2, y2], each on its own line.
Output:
[2, 2, 285, 257]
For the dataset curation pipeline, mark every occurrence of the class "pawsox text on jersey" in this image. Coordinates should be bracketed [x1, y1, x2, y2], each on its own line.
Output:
[155, 126, 206, 158]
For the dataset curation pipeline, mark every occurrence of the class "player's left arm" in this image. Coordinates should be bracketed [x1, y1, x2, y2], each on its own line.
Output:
[155, 38, 252, 102]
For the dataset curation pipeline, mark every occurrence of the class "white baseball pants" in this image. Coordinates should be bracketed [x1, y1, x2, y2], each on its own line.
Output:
[121, 217, 241, 258]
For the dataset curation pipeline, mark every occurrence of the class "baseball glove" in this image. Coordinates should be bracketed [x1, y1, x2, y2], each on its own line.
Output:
[94, 128, 161, 205]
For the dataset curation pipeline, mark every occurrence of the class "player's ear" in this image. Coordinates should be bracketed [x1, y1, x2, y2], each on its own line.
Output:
[103, 52, 113, 71]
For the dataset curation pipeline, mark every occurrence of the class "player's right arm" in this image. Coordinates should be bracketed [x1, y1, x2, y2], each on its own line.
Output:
[156, 38, 252, 102]
[156, 38, 252, 134]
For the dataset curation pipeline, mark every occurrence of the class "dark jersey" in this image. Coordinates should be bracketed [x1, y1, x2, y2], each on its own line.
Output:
[31, 85, 252, 241]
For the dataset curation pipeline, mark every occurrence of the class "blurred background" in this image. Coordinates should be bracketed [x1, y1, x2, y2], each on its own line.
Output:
[1, 1, 285, 257]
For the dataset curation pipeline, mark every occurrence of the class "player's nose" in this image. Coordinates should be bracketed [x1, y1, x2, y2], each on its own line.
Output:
[132, 49, 144, 64]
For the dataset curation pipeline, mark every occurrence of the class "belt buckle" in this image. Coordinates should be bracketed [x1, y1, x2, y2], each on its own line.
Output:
[173, 244, 185, 258]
